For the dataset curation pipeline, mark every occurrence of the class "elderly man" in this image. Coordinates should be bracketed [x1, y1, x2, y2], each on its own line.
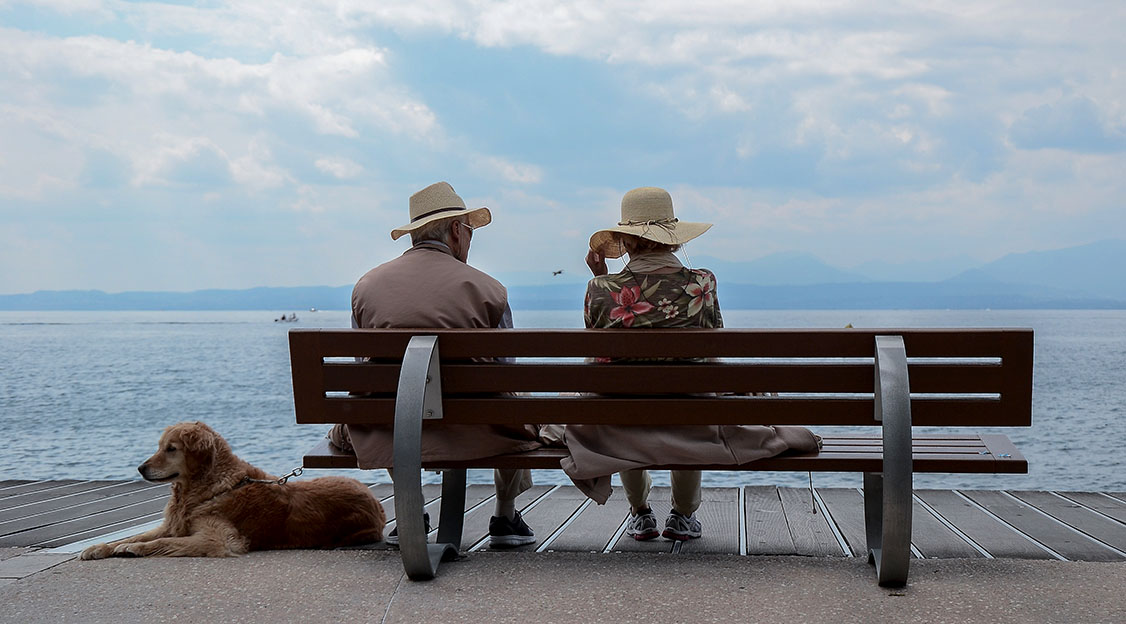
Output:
[328, 181, 540, 548]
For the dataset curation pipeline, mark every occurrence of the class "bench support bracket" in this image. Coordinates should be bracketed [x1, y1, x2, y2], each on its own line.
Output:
[393, 335, 462, 580]
[865, 335, 913, 587]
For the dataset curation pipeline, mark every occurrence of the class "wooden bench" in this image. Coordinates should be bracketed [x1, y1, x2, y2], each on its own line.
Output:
[289, 328, 1033, 586]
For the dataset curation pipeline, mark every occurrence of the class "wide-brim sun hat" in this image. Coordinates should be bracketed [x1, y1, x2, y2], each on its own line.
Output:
[390, 181, 492, 241]
[588, 186, 712, 259]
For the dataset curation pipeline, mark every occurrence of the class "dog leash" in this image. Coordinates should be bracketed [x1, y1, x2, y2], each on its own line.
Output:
[236, 466, 304, 488]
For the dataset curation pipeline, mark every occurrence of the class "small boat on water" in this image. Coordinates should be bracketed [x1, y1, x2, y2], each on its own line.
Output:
[275, 313, 298, 322]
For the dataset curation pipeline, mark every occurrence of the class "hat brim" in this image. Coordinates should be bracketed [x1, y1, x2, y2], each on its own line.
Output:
[589, 221, 712, 259]
[390, 206, 491, 241]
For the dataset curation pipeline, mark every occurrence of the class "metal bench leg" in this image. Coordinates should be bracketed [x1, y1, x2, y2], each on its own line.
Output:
[393, 336, 460, 580]
[864, 335, 913, 587]
[436, 468, 467, 548]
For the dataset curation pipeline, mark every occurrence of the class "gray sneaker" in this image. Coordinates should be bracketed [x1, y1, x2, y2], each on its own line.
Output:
[384, 512, 430, 547]
[662, 510, 702, 541]
[625, 508, 660, 540]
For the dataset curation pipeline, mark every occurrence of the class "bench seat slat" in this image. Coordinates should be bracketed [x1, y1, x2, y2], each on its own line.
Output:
[301, 436, 1027, 474]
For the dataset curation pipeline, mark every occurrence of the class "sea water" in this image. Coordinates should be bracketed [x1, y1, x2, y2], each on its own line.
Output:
[1, 309, 1123, 491]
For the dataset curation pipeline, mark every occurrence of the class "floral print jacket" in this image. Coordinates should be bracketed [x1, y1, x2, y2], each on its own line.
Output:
[584, 267, 723, 330]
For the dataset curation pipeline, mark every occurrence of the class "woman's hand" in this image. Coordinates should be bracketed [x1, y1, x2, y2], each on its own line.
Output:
[586, 249, 607, 276]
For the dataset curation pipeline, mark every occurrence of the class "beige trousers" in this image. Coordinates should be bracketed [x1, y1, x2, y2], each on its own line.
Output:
[384, 468, 530, 502]
[619, 469, 702, 516]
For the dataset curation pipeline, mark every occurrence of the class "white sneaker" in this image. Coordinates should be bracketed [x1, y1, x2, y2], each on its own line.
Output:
[662, 510, 702, 541]
[625, 508, 660, 540]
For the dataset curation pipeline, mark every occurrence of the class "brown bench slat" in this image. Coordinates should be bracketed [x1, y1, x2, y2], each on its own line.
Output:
[322, 361, 1006, 394]
[302, 436, 1027, 474]
[299, 396, 1021, 427]
[296, 328, 1032, 359]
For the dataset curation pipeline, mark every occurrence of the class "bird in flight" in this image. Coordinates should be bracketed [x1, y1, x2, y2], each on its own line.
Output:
[552, 269, 564, 276]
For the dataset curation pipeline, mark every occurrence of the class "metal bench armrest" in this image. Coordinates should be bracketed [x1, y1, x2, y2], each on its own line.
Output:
[392, 335, 464, 580]
[865, 335, 913, 587]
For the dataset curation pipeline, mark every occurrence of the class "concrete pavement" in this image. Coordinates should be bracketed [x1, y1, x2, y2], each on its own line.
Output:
[2, 548, 1124, 623]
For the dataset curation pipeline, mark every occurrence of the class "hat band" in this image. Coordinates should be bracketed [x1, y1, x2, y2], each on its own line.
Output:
[411, 206, 465, 223]
[618, 218, 678, 226]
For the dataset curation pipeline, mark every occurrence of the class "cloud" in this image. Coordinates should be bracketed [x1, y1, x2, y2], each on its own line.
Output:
[480, 157, 544, 184]
[132, 137, 232, 188]
[1, 0, 1125, 292]
[1010, 96, 1126, 153]
[315, 157, 364, 180]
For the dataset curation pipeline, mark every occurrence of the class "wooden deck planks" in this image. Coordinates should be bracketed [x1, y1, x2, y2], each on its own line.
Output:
[0, 481, 33, 490]
[501, 486, 587, 552]
[0, 496, 170, 548]
[814, 488, 866, 557]
[778, 487, 845, 557]
[908, 497, 984, 559]
[38, 512, 165, 549]
[0, 482, 164, 523]
[4, 481, 1125, 562]
[0, 481, 126, 509]
[468, 485, 551, 551]
[915, 489, 1050, 559]
[680, 487, 739, 555]
[960, 490, 1123, 562]
[0, 480, 85, 500]
[0, 485, 170, 538]
[545, 497, 628, 553]
[744, 486, 796, 555]
[1055, 491, 1126, 525]
[1008, 491, 1126, 553]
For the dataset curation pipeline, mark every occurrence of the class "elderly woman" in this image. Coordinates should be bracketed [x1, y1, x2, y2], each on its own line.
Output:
[561, 187, 820, 542]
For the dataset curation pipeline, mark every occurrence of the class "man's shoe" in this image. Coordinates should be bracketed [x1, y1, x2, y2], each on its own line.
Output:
[385, 512, 430, 546]
[489, 509, 536, 547]
[661, 509, 702, 541]
[625, 508, 660, 541]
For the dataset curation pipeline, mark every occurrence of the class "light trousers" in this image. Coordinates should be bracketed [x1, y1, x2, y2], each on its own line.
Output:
[386, 468, 531, 502]
[619, 469, 701, 515]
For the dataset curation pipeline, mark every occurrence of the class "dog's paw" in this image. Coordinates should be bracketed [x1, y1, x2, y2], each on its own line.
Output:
[80, 543, 114, 560]
[112, 542, 147, 558]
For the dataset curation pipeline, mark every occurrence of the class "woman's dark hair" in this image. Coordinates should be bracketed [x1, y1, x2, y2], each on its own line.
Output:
[619, 234, 681, 255]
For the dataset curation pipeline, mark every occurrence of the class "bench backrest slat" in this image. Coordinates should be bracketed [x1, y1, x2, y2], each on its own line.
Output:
[302, 328, 1027, 358]
[320, 361, 1005, 395]
[290, 328, 1033, 428]
[297, 395, 1017, 427]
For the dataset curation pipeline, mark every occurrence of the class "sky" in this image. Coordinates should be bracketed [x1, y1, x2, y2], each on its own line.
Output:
[1, 0, 1124, 293]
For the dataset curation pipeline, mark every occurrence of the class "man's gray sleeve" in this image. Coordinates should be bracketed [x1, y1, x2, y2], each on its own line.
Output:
[497, 302, 514, 364]
[498, 302, 514, 330]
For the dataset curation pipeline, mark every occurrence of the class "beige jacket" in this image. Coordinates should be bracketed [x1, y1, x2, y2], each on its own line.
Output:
[333, 243, 541, 468]
[561, 424, 821, 504]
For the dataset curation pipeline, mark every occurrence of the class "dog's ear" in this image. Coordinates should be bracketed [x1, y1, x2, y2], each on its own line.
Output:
[177, 423, 218, 457]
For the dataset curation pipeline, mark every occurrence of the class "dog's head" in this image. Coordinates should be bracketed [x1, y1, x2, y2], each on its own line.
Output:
[138, 421, 231, 483]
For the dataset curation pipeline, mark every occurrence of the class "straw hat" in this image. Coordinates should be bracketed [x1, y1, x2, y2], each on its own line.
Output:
[588, 187, 712, 259]
[390, 181, 492, 241]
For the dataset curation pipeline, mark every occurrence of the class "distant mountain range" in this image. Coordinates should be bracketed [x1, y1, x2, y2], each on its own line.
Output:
[3, 239, 1124, 310]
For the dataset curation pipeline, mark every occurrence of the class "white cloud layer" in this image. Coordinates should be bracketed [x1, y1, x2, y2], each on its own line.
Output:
[0, 0, 1123, 292]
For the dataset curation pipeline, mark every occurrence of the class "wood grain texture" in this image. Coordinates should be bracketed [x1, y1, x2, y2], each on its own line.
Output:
[744, 486, 796, 555]
[779, 487, 844, 557]
[915, 489, 1051, 559]
[1008, 491, 1126, 553]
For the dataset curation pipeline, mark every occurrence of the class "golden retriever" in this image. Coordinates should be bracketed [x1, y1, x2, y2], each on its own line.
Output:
[81, 421, 385, 559]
